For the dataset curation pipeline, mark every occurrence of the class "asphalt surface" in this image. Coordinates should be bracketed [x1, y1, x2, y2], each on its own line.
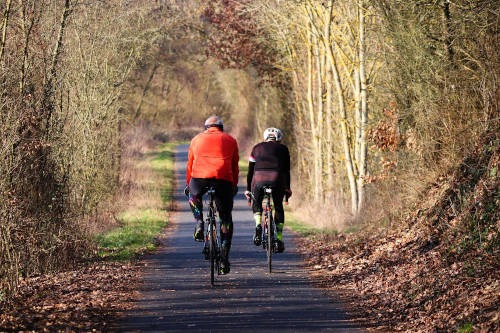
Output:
[111, 144, 367, 332]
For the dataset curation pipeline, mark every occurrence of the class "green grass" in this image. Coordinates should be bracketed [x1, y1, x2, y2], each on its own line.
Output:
[150, 143, 175, 203]
[285, 211, 325, 237]
[96, 208, 167, 260]
[96, 142, 174, 261]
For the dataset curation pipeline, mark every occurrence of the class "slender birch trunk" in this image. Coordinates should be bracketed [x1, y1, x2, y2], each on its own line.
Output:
[323, 0, 335, 198]
[314, 31, 324, 201]
[322, 0, 359, 215]
[306, 22, 321, 201]
[309, 0, 359, 214]
[357, 0, 368, 213]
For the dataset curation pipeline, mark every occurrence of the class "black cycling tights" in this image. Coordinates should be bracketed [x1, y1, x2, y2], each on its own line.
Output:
[188, 178, 234, 244]
[251, 182, 285, 225]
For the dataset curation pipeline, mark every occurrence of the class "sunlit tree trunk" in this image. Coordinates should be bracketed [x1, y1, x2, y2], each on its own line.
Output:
[314, 33, 324, 202]
[318, 0, 359, 215]
[327, 46, 359, 215]
[251, 0, 373, 216]
[356, 0, 368, 213]
[306, 22, 323, 202]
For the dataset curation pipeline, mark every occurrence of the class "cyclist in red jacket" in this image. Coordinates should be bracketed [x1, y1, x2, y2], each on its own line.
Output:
[185, 116, 239, 274]
[245, 127, 291, 253]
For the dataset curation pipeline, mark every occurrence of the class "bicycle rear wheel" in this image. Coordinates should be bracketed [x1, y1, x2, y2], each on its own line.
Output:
[265, 210, 273, 273]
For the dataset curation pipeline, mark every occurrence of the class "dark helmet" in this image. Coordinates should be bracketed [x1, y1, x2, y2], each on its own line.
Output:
[204, 115, 224, 131]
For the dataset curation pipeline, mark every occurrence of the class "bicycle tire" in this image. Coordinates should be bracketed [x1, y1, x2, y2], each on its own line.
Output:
[209, 217, 216, 286]
[266, 205, 273, 273]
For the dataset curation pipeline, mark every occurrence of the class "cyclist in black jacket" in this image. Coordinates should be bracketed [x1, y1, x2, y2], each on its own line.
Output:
[244, 127, 292, 253]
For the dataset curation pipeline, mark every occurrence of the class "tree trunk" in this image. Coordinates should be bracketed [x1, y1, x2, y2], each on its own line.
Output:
[43, 0, 71, 123]
[326, 39, 359, 215]
[314, 29, 324, 202]
[0, 0, 12, 61]
[356, 0, 368, 214]
[442, 0, 454, 63]
[19, 0, 38, 96]
[134, 63, 159, 120]
[306, 22, 321, 202]
[322, 0, 359, 215]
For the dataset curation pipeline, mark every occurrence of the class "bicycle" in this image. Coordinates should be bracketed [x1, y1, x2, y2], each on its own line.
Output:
[248, 186, 282, 273]
[248, 186, 289, 273]
[262, 186, 278, 273]
[201, 187, 222, 286]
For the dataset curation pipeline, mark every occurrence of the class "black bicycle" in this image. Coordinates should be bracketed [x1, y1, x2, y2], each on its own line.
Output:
[201, 187, 222, 286]
[261, 186, 278, 273]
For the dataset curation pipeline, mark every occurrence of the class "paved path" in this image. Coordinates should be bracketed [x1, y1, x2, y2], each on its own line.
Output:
[111, 144, 366, 332]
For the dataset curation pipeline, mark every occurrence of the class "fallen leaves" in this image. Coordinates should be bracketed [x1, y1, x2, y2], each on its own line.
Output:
[295, 130, 500, 332]
[0, 262, 141, 332]
[297, 229, 499, 332]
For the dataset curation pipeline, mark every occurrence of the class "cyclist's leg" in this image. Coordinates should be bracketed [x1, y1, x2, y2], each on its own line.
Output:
[188, 178, 207, 220]
[251, 182, 265, 225]
[188, 178, 208, 240]
[214, 180, 234, 245]
[251, 182, 266, 245]
[272, 186, 286, 252]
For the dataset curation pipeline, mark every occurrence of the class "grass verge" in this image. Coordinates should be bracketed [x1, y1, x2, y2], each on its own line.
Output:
[97, 142, 175, 261]
[285, 210, 327, 237]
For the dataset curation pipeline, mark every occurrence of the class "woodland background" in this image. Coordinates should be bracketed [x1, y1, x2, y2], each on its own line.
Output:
[0, 0, 498, 331]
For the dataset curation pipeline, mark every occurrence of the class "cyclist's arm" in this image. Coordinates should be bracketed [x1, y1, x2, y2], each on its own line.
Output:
[186, 143, 194, 185]
[283, 146, 291, 190]
[232, 142, 239, 188]
[247, 161, 255, 191]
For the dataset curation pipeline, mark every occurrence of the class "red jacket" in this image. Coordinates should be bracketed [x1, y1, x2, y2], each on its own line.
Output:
[186, 127, 239, 187]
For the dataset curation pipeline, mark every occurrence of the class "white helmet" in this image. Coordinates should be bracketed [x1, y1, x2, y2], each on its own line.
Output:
[204, 115, 224, 130]
[263, 127, 283, 141]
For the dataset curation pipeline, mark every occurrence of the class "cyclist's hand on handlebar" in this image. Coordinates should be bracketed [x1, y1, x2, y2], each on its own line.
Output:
[184, 185, 190, 197]
[244, 190, 252, 206]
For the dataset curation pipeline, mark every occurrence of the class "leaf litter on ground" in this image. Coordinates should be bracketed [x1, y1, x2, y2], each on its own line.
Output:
[0, 262, 141, 332]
